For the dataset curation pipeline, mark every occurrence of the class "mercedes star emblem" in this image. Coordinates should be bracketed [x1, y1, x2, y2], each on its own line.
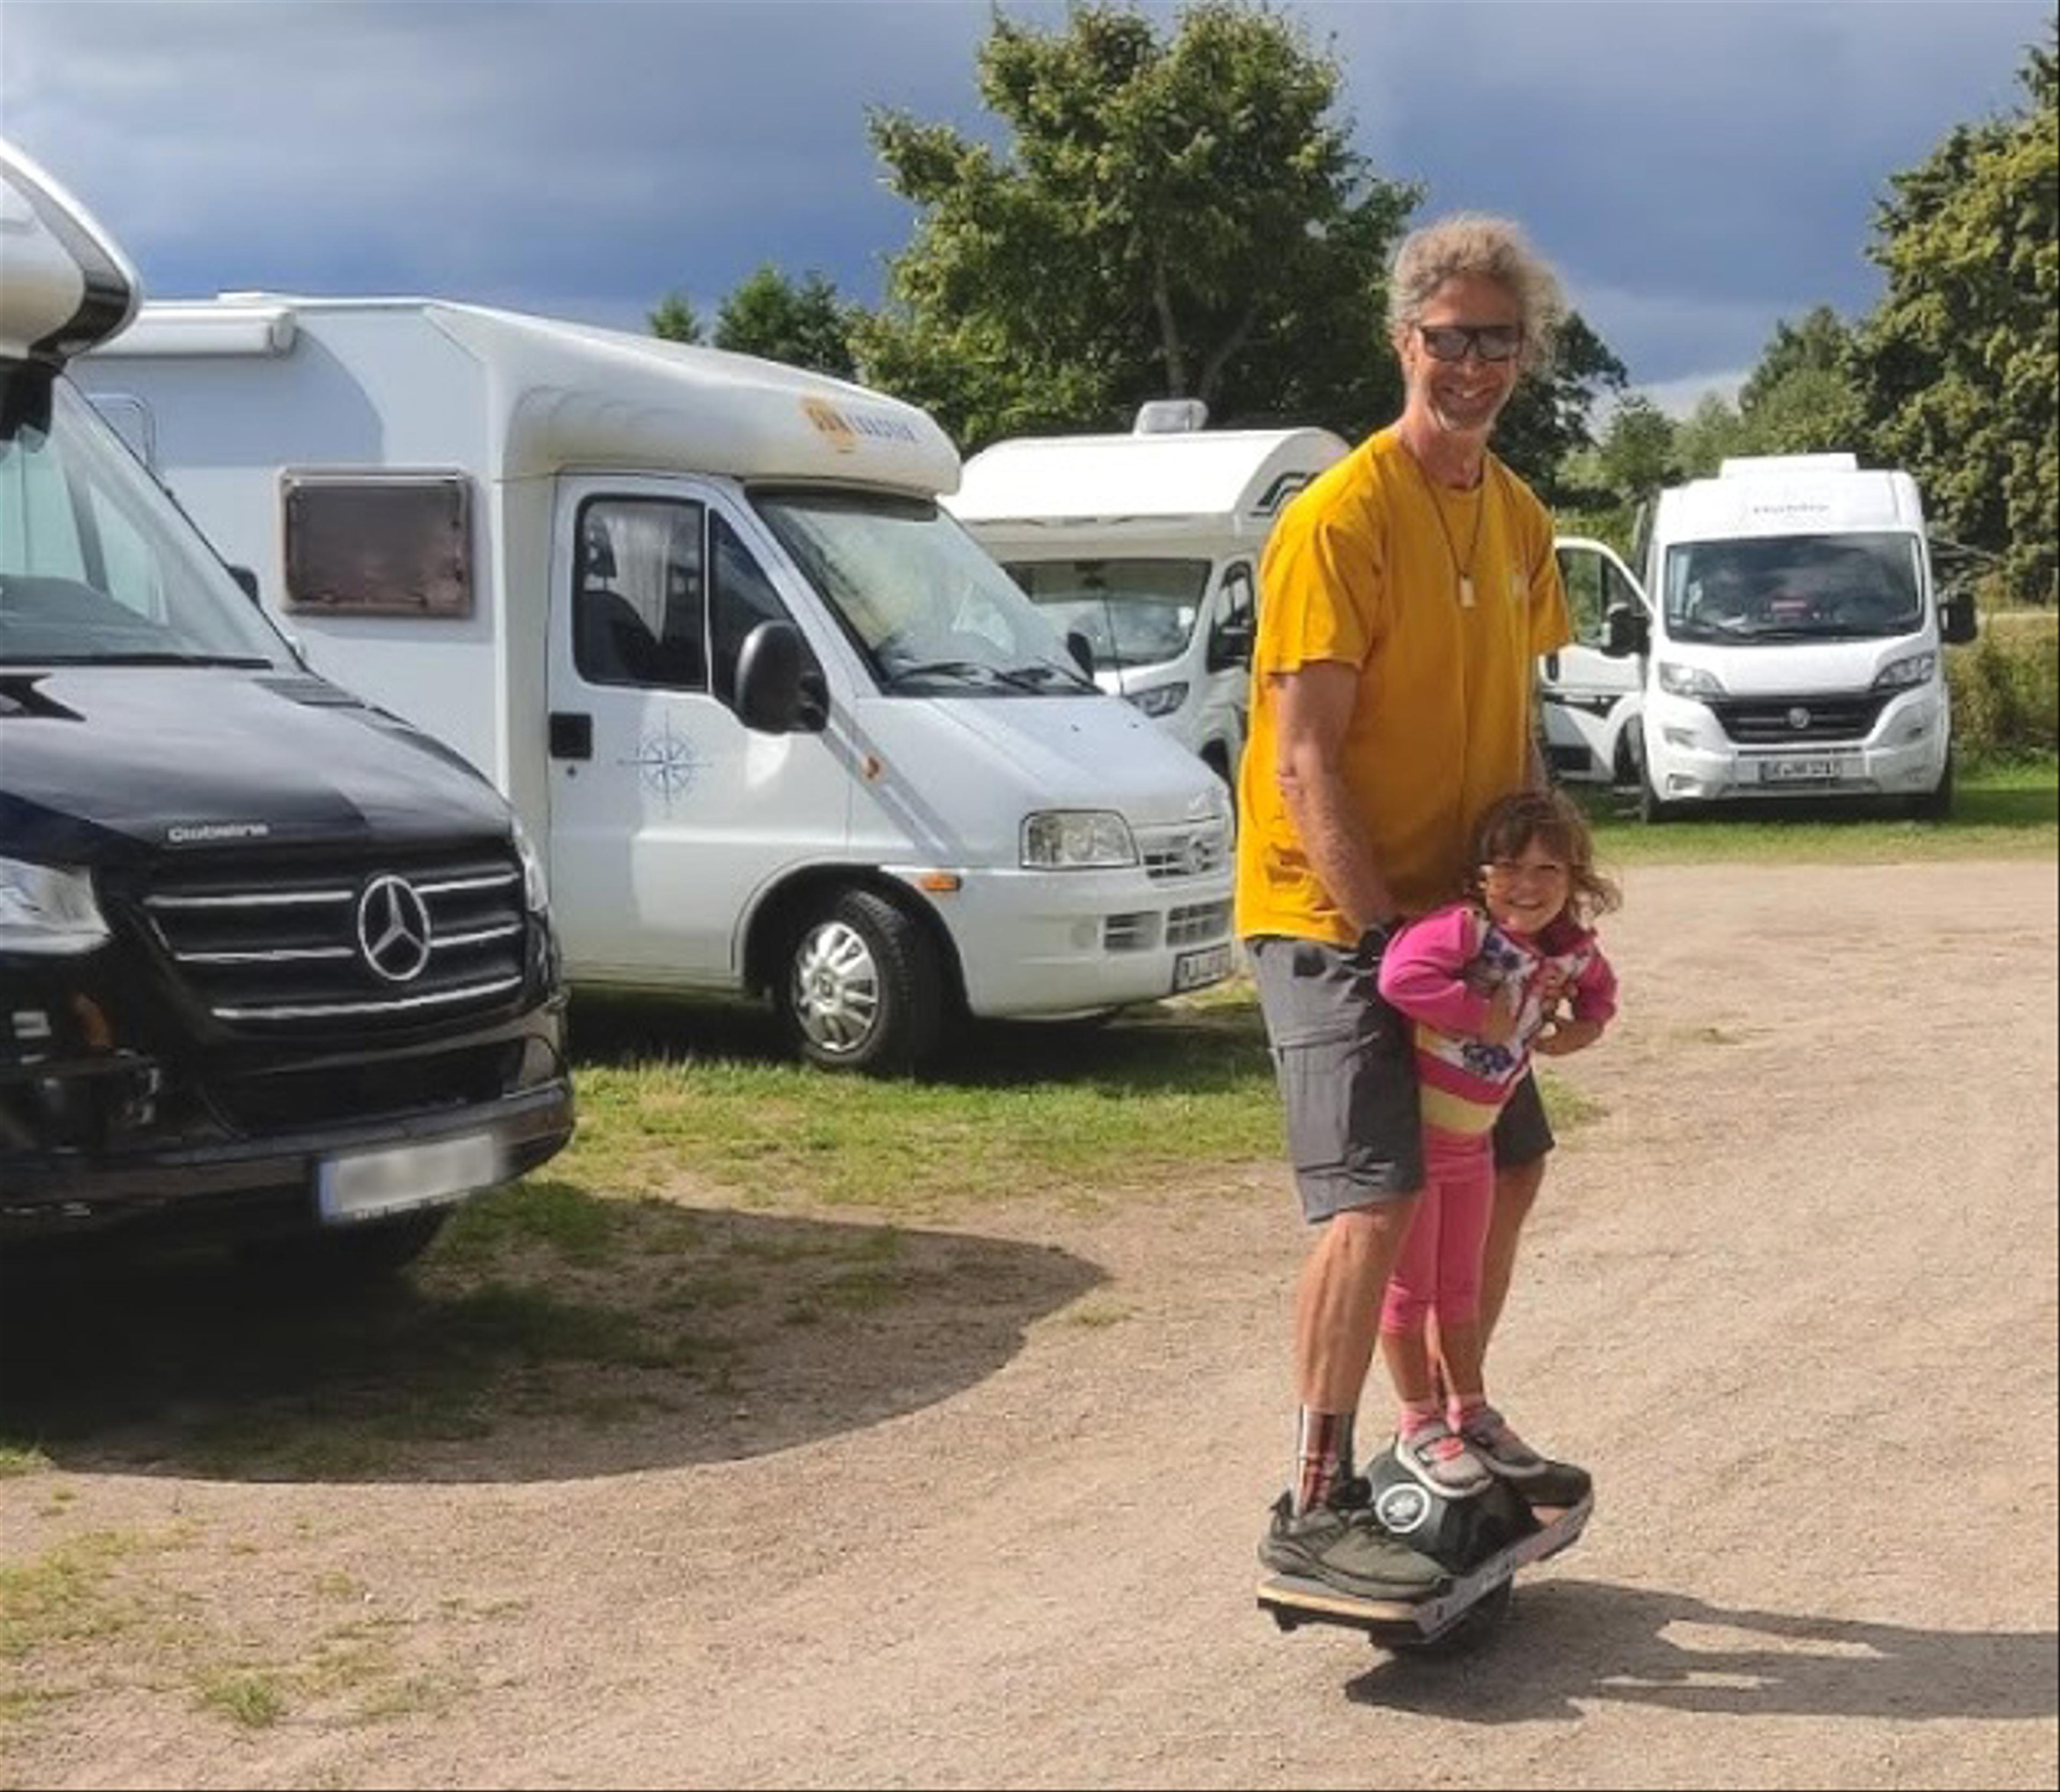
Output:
[357, 873, 433, 982]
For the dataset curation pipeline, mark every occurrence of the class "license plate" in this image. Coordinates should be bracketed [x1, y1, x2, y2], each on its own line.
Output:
[318, 1132, 505, 1224]
[1173, 942, 1234, 993]
[1759, 756, 1841, 784]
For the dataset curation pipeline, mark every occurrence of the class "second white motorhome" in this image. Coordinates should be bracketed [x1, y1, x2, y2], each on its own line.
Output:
[1550, 454, 1975, 819]
[83, 296, 1238, 1071]
[946, 405, 1349, 788]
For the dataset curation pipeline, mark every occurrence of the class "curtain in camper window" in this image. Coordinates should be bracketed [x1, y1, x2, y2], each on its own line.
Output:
[572, 497, 708, 690]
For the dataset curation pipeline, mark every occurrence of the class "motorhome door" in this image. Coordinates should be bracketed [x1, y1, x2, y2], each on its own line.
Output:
[544, 475, 849, 983]
[1543, 537, 1647, 783]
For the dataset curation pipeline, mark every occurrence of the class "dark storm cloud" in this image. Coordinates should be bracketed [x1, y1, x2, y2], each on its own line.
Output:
[3, 0, 2049, 402]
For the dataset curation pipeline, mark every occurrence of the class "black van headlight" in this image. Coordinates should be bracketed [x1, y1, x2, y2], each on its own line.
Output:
[510, 818, 550, 914]
[0, 856, 109, 956]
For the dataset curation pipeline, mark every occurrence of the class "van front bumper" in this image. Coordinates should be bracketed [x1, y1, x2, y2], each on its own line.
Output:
[907, 865, 1237, 1017]
[1645, 687, 1948, 802]
[1, 1067, 573, 1243]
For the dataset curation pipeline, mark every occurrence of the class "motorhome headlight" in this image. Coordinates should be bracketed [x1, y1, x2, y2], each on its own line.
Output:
[1124, 680, 1190, 718]
[510, 817, 550, 913]
[0, 857, 110, 956]
[1872, 651, 1937, 692]
[1656, 660, 1726, 700]
[1021, 811, 1138, 870]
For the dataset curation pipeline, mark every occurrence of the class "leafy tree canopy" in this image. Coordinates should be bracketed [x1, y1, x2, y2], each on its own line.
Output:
[648, 291, 705, 344]
[1854, 32, 2056, 600]
[852, 1, 1421, 450]
[714, 267, 858, 380]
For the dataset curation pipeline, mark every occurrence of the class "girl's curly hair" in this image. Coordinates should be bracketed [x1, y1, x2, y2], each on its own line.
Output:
[1461, 787, 1621, 929]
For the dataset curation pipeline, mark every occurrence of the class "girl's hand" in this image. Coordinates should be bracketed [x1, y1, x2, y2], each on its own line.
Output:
[1533, 1016, 1603, 1057]
[1478, 982, 1522, 1047]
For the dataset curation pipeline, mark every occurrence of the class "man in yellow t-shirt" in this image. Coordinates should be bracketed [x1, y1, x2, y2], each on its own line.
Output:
[1241, 214, 1575, 1601]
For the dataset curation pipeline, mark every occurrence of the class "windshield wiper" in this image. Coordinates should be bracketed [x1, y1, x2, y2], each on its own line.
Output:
[882, 658, 1062, 692]
[1003, 662, 1100, 693]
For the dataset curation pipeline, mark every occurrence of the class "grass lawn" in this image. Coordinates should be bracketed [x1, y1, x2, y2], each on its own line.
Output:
[1568, 760, 2056, 864]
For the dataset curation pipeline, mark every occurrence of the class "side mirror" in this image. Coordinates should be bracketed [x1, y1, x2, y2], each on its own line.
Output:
[227, 564, 262, 605]
[1940, 589, 1978, 647]
[735, 619, 825, 734]
[1065, 629, 1095, 678]
[1603, 601, 1649, 659]
[1207, 619, 1254, 672]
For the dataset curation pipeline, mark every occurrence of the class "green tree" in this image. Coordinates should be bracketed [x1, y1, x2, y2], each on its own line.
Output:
[1738, 304, 1853, 412]
[1492, 311, 1628, 504]
[714, 267, 858, 379]
[1853, 33, 2057, 601]
[1673, 390, 1753, 478]
[649, 292, 705, 344]
[1730, 305, 1868, 458]
[1596, 394, 1677, 500]
[852, 1, 1419, 450]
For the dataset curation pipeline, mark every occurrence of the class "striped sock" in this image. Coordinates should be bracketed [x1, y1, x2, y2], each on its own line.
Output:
[1292, 1408, 1356, 1516]
[1399, 1396, 1444, 1438]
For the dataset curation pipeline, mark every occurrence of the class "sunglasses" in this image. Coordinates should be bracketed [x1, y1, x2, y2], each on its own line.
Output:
[1416, 323, 1526, 363]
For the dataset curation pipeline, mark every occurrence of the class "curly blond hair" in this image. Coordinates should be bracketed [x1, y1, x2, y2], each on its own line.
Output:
[1387, 212, 1567, 374]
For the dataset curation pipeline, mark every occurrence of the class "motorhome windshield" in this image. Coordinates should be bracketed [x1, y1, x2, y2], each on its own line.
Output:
[752, 487, 1098, 696]
[1002, 558, 1210, 672]
[1664, 531, 1925, 645]
[0, 376, 288, 669]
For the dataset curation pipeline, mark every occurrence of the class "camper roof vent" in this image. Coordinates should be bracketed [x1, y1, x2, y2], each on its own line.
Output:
[1718, 453, 1859, 478]
[1134, 398, 1209, 435]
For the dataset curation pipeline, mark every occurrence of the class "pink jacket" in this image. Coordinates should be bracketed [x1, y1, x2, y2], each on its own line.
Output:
[1378, 902, 1617, 1137]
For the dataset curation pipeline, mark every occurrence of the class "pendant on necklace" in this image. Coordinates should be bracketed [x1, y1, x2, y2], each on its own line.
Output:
[1459, 574, 1476, 608]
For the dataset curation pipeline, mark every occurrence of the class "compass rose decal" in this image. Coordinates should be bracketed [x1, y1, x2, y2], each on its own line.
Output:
[625, 724, 701, 810]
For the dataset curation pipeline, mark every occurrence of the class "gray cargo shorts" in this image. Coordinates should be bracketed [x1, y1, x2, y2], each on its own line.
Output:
[1248, 934, 1554, 1224]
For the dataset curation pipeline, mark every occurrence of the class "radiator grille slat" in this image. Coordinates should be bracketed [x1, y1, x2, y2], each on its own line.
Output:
[139, 844, 526, 1032]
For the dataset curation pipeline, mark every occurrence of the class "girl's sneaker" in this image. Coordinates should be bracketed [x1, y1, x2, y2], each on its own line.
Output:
[1394, 1418, 1492, 1498]
[1456, 1405, 1553, 1481]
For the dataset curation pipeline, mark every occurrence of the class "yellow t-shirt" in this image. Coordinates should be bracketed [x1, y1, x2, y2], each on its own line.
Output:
[1234, 427, 1571, 943]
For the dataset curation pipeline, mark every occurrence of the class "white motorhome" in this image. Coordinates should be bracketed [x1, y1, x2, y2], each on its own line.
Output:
[946, 405, 1349, 787]
[1550, 454, 1975, 819]
[83, 295, 1238, 1071]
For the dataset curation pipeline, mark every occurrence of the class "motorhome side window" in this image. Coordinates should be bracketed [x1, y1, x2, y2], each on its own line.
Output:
[1555, 546, 1636, 647]
[709, 513, 792, 706]
[1211, 562, 1255, 660]
[282, 472, 473, 616]
[573, 497, 709, 691]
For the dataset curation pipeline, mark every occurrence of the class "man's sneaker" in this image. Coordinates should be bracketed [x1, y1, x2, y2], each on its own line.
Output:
[1455, 1405, 1554, 1482]
[1394, 1419, 1494, 1497]
[1257, 1483, 1448, 1600]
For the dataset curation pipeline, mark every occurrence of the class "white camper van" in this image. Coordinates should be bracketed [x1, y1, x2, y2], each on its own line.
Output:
[946, 406, 1349, 787]
[1550, 454, 1975, 819]
[83, 296, 1238, 1071]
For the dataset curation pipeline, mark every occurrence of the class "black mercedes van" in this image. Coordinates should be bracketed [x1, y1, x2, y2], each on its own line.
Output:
[0, 139, 573, 1275]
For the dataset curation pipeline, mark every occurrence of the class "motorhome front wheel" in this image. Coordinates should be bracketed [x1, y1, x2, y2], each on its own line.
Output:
[780, 889, 946, 1075]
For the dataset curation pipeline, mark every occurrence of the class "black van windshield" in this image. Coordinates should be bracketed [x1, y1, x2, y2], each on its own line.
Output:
[1664, 531, 1926, 644]
[0, 376, 288, 669]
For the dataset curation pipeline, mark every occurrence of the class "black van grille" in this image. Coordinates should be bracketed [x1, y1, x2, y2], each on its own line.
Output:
[1711, 694, 1892, 745]
[140, 843, 526, 1034]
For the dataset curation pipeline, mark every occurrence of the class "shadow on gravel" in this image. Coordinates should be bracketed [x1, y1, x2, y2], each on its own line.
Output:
[0, 1199, 1104, 1487]
[1348, 1579, 2059, 1723]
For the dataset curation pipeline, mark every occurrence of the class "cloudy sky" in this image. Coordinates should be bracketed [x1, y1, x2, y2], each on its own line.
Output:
[2, 0, 2048, 414]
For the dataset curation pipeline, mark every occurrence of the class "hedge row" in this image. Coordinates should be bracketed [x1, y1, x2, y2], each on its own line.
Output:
[1949, 613, 2058, 765]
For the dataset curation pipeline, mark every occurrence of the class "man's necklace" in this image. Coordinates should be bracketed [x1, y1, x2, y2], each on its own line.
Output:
[1406, 446, 1489, 608]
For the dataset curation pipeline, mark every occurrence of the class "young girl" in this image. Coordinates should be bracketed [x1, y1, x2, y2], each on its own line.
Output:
[1376, 787, 1620, 1497]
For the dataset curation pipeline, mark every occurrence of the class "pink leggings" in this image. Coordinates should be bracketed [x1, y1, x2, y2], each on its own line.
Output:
[1380, 1128, 1492, 1336]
